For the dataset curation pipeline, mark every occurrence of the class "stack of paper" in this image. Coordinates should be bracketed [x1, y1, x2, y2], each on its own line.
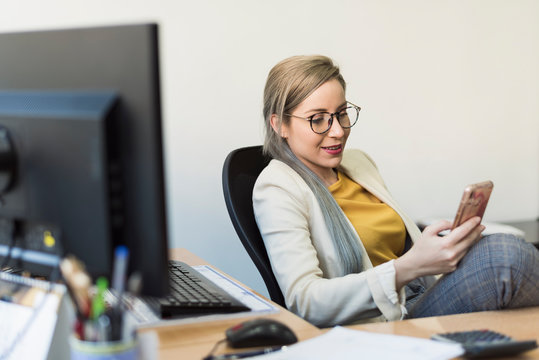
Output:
[0, 273, 64, 360]
[255, 327, 464, 360]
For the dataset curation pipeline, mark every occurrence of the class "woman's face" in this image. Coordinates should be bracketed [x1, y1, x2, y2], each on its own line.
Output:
[280, 78, 350, 185]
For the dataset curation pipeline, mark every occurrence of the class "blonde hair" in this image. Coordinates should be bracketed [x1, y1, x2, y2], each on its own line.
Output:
[263, 55, 346, 158]
[261, 55, 363, 275]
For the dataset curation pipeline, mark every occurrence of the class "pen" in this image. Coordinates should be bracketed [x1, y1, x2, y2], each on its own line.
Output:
[96, 313, 112, 342]
[91, 276, 108, 319]
[204, 346, 285, 360]
[111, 246, 129, 341]
[112, 245, 129, 295]
[106, 305, 124, 341]
[60, 256, 92, 318]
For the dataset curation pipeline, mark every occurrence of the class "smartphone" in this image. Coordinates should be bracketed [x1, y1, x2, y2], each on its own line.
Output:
[451, 180, 493, 230]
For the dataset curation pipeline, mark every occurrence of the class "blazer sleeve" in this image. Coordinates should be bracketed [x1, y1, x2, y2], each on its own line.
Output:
[253, 160, 406, 327]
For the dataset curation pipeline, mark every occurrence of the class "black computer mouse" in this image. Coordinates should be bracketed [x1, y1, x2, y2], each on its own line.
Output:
[225, 318, 298, 348]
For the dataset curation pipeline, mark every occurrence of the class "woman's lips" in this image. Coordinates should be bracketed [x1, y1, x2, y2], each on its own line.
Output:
[322, 144, 343, 155]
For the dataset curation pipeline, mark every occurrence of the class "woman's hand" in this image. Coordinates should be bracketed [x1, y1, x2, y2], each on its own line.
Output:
[394, 217, 485, 290]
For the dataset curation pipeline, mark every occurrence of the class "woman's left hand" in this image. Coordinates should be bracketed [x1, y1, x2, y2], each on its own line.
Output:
[394, 217, 485, 290]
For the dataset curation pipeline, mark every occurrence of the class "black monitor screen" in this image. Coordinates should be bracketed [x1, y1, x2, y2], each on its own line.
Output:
[0, 23, 169, 297]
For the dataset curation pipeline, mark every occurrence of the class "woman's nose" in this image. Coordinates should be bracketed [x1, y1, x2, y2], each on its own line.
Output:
[327, 116, 345, 137]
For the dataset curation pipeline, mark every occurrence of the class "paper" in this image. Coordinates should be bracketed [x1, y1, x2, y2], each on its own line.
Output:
[194, 265, 277, 313]
[137, 330, 159, 360]
[0, 273, 63, 360]
[255, 327, 464, 360]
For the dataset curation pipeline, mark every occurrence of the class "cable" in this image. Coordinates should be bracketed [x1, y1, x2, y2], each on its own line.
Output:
[204, 338, 227, 360]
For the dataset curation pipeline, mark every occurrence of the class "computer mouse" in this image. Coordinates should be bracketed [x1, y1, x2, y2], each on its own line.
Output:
[225, 318, 298, 348]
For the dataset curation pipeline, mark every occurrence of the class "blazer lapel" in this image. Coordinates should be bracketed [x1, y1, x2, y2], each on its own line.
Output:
[339, 150, 422, 242]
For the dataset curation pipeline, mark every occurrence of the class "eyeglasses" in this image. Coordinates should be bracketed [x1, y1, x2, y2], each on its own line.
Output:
[286, 102, 361, 134]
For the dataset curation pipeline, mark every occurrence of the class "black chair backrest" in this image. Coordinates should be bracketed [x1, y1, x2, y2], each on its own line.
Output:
[222, 145, 286, 307]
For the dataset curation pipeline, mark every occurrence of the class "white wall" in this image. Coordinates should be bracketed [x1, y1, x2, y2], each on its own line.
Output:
[1, 0, 538, 297]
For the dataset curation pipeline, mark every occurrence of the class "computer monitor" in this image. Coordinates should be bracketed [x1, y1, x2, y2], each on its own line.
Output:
[0, 23, 169, 297]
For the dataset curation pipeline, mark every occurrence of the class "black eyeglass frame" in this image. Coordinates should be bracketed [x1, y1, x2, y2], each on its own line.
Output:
[285, 101, 361, 134]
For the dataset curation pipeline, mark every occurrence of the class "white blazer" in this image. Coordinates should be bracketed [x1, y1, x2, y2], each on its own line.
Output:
[253, 149, 436, 327]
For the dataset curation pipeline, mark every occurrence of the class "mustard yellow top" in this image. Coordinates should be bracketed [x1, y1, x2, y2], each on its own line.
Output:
[329, 171, 406, 266]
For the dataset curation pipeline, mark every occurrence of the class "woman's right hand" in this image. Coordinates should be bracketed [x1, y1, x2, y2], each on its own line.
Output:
[394, 217, 485, 290]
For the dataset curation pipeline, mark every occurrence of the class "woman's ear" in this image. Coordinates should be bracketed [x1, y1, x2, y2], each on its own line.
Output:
[270, 114, 287, 138]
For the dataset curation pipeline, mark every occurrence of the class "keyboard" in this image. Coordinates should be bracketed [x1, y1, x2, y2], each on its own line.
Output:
[141, 260, 250, 319]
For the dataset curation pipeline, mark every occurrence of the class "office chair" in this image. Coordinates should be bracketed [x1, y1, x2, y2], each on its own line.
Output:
[222, 145, 286, 307]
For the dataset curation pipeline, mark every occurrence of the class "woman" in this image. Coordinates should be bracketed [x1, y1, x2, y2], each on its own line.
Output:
[253, 55, 539, 327]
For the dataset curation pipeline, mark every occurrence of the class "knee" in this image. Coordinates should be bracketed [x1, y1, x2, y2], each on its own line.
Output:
[477, 233, 538, 277]
[454, 233, 539, 310]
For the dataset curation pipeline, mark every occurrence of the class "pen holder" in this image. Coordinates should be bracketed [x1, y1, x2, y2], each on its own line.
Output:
[70, 336, 138, 360]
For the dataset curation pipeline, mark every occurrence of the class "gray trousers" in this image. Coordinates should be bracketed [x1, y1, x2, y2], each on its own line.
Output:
[405, 233, 539, 318]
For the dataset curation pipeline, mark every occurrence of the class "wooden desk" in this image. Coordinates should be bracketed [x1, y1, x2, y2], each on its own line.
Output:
[143, 249, 538, 359]
[139, 249, 321, 360]
[353, 307, 539, 359]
